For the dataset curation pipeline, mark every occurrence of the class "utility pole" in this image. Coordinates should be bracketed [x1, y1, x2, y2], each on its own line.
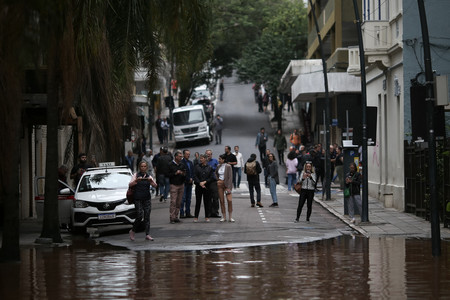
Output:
[417, 0, 441, 257]
[309, 0, 331, 200]
[352, 0, 369, 222]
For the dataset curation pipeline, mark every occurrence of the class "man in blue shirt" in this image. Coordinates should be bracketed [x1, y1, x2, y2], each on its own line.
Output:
[205, 149, 221, 218]
[180, 149, 195, 218]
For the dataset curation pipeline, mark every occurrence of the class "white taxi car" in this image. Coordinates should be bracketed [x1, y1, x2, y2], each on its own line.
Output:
[71, 164, 135, 232]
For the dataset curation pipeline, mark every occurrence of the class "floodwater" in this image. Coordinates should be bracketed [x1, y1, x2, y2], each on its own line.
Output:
[0, 236, 449, 299]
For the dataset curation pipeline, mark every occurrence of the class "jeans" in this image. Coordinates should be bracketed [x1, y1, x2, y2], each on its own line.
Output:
[269, 176, 278, 203]
[158, 175, 170, 200]
[348, 194, 362, 219]
[233, 167, 242, 188]
[296, 189, 314, 221]
[180, 184, 193, 215]
[133, 198, 151, 235]
[287, 173, 297, 191]
[248, 180, 261, 204]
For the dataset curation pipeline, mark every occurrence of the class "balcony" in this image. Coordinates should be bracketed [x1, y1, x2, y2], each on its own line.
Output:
[362, 20, 391, 68]
[347, 46, 360, 76]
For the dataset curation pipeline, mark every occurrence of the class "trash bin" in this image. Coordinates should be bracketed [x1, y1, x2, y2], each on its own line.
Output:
[342, 140, 360, 216]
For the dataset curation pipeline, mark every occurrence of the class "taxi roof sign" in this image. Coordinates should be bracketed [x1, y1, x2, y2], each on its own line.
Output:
[98, 162, 116, 167]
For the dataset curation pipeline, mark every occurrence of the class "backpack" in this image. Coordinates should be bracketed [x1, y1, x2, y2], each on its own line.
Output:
[246, 161, 257, 175]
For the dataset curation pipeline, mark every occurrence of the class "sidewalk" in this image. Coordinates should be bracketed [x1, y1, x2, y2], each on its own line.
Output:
[267, 108, 450, 239]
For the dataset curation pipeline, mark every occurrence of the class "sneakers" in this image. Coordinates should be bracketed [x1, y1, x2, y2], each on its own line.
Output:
[145, 235, 154, 241]
[229, 218, 235, 223]
[193, 218, 198, 223]
[350, 218, 356, 224]
[251, 204, 255, 207]
[256, 202, 264, 207]
[129, 229, 135, 241]
[269, 203, 278, 207]
[220, 218, 226, 222]
[205, 218, 210, 223]
[294, 219, 299, 223]
[160, 196, 164, 202]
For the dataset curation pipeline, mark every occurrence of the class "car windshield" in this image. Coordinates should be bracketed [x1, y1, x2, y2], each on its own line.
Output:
[192, 90, 210, 99]
[77, 172, 131, 192]
[173, 109, 204, 126]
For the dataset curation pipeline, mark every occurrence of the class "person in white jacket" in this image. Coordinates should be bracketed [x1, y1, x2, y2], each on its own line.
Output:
[233, 145, 245, 188]
[295, 162, 316, 222]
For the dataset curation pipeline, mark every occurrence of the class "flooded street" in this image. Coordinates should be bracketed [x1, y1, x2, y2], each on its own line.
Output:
[1, 236, 448, 299]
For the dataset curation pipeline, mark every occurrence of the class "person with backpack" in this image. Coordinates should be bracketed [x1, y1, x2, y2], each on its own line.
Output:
[244, 153, 263, 207]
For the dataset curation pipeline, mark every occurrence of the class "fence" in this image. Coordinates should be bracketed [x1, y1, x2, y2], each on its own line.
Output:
[404, 140, 450, 227]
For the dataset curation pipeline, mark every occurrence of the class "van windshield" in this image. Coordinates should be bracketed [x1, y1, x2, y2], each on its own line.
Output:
[173, 109, 204, 125]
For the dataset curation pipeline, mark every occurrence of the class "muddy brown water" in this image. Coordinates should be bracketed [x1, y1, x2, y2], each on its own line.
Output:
[0, 236, 449, 299]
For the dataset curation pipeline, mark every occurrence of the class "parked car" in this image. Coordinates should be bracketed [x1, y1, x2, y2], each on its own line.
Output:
[71, 165, 135, 233]
[172, 104, 212, 147]
[35, 177, 75, 230]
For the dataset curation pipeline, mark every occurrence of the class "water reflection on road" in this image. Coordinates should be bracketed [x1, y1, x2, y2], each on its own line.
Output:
[0, 236, 448, 299]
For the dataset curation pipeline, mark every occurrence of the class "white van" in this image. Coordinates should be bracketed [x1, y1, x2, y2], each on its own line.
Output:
[172, 104, 211, 146]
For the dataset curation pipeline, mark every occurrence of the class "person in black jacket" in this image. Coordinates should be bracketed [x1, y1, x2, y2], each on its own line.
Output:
[244, 153, 263, 207]
[193, 154, 216, 222]
[128, 161, 157, 241]
[155, 147, 172, 202]
[168, 150, 186, 224]
[345, 162, 362, 224]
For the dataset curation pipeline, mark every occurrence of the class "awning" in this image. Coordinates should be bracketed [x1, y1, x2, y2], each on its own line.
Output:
[292, 71, 361, 103]
[279, 59, 322, 93]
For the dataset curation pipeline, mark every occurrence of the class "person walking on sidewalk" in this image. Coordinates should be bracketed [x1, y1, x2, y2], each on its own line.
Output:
[216, 154, 234, 222]
[255, 127, 268, 163]
[128, 161, 158, 241]
[219, 79, 225, 101]
[273, 129, 287, 165]
[168, 150, 186, 224]
[244, 153, 263, 207]
[345, 162, 362, 224]
[267, 153, 279, 207]
[295, 162, 316, 222]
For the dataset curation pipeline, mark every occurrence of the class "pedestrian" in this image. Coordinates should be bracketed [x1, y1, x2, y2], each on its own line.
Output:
[244, 153, 263, 207]
[233, 145, 245, 189]
[161, 117, 170, 144]
[168, 150, 186, 224]
[142, 148, 154, 176]
[257, 90, 264, 112]
[223, 145, 237, 170]
[193, 151, 200, 166]
[128, 161, 158, 241]
[193, 154, 215, 222]
[205, 149, 221, 218]
[267, 153, 279, 207]
[70, 153, 94, 186]
[286, 93, 294, 112]
[273, 129, 287, 165]
[262, 92, 269, 113]
[255, 127, 268, 163]
[312, 144, 324, 189]
[345, 162, 362, 224]
[262, 148, 271, 188]
[155, 115, 164, 144]
[335, 146, 344, 190]
[124, 150, 135, 172]
[216, 154, 234, 222]
[285, 151, 298, 192]
[289, 129, 301, 150]
[219, 79, 224, 101]
[155, 147, 172, 202]
[214, 114, 224, 145]
[252, 83, 260, 103]
[295, 162, 316, 222]
[329, 145, 337, 182]
[180, 149, 194, 218]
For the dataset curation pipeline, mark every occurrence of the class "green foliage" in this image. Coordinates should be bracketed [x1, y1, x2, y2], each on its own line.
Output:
[233, 0, 307, 91]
